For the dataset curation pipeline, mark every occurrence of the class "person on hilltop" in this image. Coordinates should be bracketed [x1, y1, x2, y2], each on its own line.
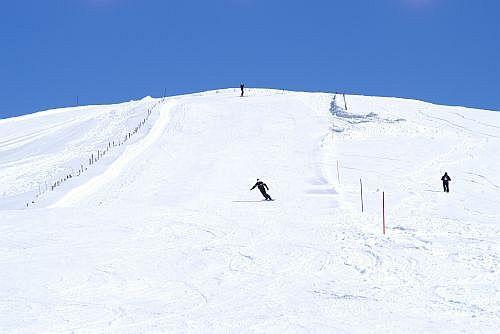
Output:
[250, 179, 273, 201]
[240, 83, 245, 97]
[441, 172, 451, 193]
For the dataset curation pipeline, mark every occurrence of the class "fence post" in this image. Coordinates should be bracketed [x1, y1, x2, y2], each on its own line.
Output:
[360, 178, 364, 212]
[382, 192, 386, 235]
[336, 160, 340, 184]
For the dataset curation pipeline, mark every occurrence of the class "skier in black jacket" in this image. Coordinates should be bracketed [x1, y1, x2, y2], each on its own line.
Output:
[250, 179, 273, 200]
[240, 83, 245, 97]
[441, 172, 451, 192]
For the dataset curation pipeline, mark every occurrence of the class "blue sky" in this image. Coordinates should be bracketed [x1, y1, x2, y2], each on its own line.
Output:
[1, 0, 499, 118]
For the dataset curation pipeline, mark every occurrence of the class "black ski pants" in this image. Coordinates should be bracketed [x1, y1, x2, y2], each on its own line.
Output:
[443, 181, 449, 193]
[259, 188, 272, 200]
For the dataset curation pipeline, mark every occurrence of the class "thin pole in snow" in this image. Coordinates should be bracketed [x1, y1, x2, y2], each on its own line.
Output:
[382, 191, 386, 235]
[343, 93, 347, 110]
[336, 160, 340, 184]
[360, 178, 364, 213]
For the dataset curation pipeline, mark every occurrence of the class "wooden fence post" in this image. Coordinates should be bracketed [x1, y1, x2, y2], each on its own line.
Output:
[336, 160, 340, 184]
[360, 178, 364, 212]
[382, 192, 386, 235]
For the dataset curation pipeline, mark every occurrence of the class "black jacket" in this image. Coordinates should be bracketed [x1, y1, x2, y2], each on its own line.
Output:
[441, 174, 451, 182]
[251, 181, 269, 192]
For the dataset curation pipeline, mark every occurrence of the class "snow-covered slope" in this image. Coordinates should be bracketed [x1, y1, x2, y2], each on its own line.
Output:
[1, 89, 499, 333]
[0, 97, 160, 209]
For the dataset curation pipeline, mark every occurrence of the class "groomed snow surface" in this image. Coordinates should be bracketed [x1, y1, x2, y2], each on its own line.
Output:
[1, 89, 499, 333]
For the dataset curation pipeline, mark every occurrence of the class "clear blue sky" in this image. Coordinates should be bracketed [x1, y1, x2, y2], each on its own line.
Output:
[1, 0, 499, 118]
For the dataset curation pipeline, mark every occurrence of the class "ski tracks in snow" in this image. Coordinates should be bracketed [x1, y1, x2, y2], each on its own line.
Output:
[2, 89, 500, 332]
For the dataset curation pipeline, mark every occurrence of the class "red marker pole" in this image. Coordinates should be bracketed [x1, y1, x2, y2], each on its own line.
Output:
[382, 192, 386, 235]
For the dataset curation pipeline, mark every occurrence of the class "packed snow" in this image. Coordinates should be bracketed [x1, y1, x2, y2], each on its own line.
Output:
[0, 88, 499, 333]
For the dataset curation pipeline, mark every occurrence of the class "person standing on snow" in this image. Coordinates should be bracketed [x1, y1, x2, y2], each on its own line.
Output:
[250, 179, 273, 200]
[441, 172, 451, 192]
[240, 83, 245, 97]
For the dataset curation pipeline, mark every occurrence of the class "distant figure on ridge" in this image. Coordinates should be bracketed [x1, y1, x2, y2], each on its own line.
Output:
[240, 83, 245, 97]
[250, 179, 273, 201]
[441, 172, 451, 193]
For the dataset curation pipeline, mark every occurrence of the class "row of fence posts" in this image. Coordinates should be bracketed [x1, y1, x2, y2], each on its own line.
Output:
[26, 100, 163, 208]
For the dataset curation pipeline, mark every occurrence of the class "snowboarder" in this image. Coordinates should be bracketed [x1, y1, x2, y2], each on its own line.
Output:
[250, 179, 273, 200]
[441, 172, 451, 193]
[240, 83, 245, 97]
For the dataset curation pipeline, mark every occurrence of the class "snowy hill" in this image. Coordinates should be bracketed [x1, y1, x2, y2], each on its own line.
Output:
[1, 88, 499, 332]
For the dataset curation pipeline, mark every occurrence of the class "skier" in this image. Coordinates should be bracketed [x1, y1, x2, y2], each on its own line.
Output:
[250, 179, 273, 200]
[441, 172, 451, 193]
[240, 83, 245, 97]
